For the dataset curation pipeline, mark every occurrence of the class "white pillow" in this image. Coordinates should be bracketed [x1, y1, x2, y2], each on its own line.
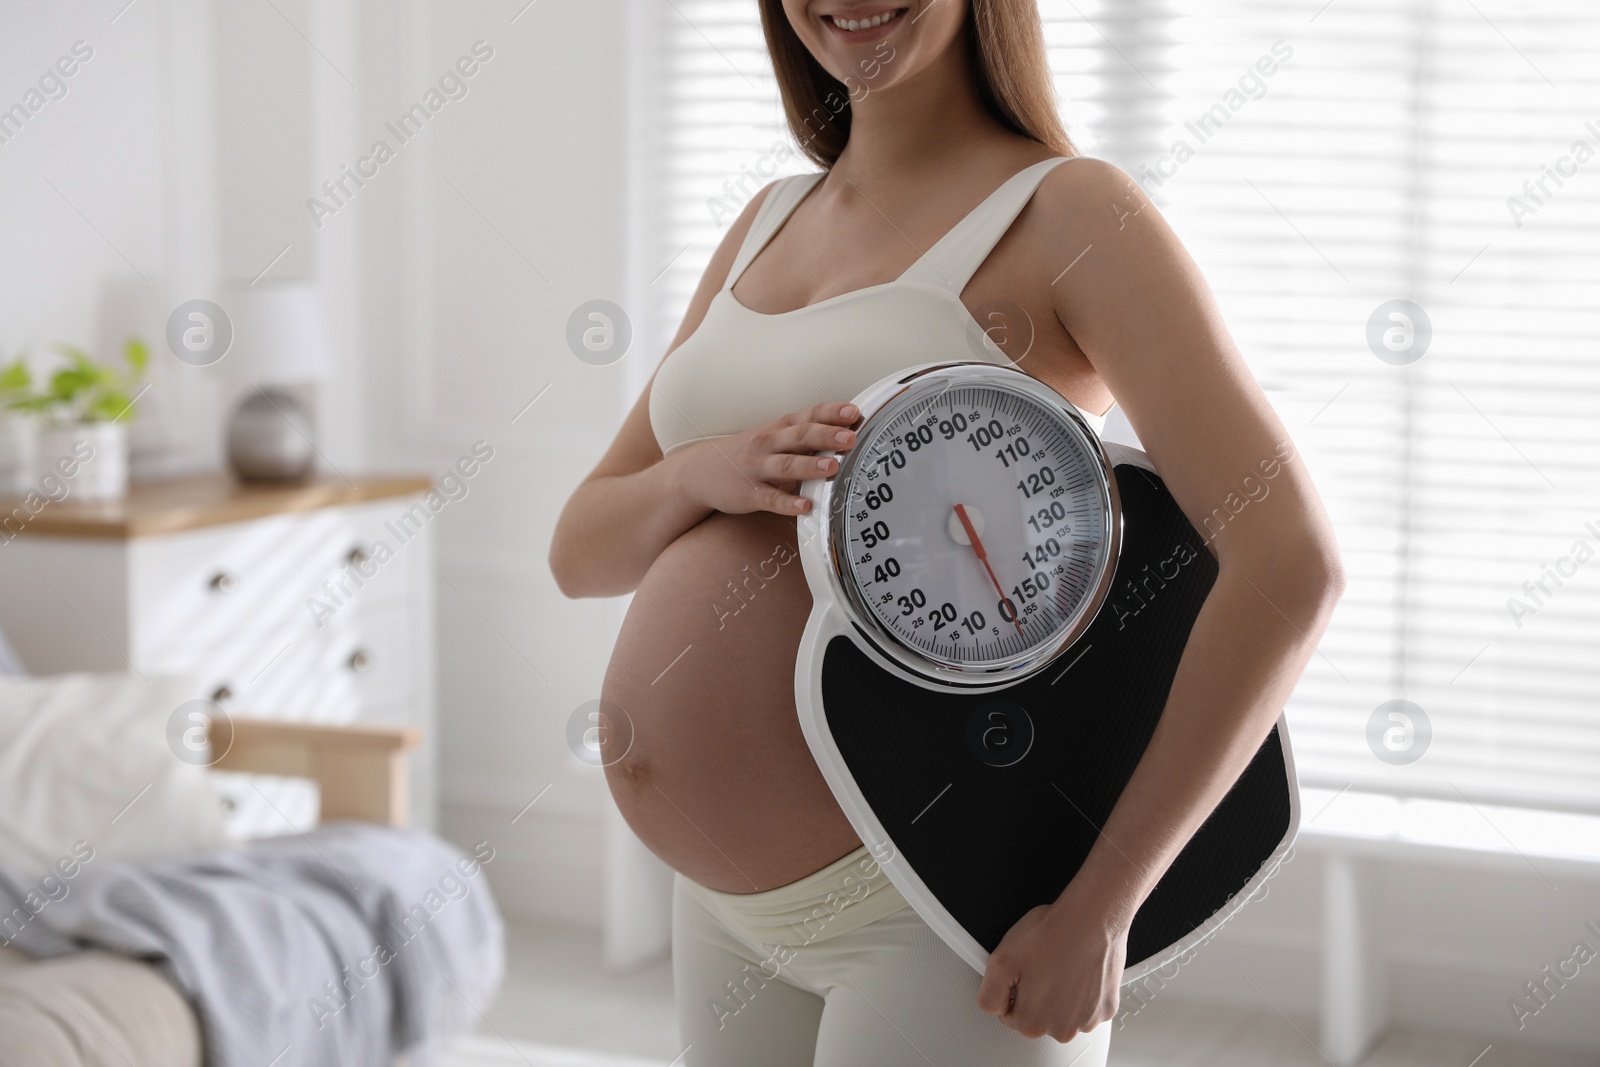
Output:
[0, 673, 227, 876]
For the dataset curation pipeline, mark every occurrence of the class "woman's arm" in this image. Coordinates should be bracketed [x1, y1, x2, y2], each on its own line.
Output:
[977, 158, 1346, 1039]
[548, 184, 778, 599]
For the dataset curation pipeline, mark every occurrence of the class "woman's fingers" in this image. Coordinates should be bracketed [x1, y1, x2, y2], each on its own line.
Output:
[733, 401, 861, 516]
[768, 445, 839, 481]
[762, 419, 853, 486]
[767, 485, 809, 514]
[777, 418, 857, 454]
[786, 400, 857, 428]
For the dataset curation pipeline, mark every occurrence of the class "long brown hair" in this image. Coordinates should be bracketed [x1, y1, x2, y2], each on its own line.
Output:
[757, 0, 1078, 169]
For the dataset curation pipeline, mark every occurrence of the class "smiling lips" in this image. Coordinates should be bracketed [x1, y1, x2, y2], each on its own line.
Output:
[823, 7, 907, 34]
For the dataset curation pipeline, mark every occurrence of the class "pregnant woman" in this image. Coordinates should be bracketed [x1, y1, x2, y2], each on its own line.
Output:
[550, 1, 1344, 1063]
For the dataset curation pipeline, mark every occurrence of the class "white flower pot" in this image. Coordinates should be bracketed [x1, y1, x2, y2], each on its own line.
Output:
[37, 422, 129, 502]
[0, 413, 37, 496]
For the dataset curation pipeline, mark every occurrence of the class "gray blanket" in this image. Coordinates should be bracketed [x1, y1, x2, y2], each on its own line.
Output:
[0, 822, 504, 1067]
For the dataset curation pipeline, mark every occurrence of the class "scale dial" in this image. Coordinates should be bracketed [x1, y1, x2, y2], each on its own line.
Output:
[822, 362, 1121, 686]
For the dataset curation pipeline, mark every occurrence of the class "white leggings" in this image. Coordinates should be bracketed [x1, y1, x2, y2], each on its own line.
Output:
[671, 847, 1113, 1067]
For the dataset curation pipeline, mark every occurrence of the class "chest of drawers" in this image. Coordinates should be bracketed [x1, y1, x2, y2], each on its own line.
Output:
[0, 472, 438, 833]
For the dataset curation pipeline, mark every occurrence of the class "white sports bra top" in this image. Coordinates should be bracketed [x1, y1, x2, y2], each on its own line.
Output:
[649, 155, 1113, 458]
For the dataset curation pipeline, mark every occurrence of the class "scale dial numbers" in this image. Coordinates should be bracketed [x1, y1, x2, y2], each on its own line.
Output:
[835, 375, 1116, 677]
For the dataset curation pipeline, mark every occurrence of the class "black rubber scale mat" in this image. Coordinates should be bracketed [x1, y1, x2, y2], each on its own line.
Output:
[819, 463, 1293, 968]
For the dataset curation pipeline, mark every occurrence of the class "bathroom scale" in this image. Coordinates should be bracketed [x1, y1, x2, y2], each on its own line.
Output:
[793, 360, 1298, 984]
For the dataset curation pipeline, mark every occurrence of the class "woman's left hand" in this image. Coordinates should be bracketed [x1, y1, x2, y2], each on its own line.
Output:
[975, 881, 1128, 1041]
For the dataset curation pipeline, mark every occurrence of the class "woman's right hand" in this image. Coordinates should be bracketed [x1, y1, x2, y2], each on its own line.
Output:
[674, 400, 860, 517]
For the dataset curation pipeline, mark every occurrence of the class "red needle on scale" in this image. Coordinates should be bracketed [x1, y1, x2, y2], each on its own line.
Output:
[953, 503, 1026, 639]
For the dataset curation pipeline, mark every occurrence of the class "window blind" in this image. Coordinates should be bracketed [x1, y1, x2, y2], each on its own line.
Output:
[635, 0, 1600, 813]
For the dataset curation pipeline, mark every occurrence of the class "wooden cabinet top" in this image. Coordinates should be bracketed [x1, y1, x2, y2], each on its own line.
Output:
[0, 471, 433, 539]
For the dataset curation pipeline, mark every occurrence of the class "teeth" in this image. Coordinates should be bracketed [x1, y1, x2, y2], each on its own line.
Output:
[830, 9, 900, 32]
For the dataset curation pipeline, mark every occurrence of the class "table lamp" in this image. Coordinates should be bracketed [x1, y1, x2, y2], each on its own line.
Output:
[221, 280, 332, 483]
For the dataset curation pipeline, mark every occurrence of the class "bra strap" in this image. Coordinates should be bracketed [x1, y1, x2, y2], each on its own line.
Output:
[896, 156, 1080, 295]
[722, 172, 825, 292]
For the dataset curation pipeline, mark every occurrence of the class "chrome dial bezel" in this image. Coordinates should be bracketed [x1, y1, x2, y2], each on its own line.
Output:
[816, 361, 1123, 689]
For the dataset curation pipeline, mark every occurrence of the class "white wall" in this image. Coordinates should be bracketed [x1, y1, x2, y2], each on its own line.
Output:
[0, 0, 210, 474]
[344, 0, 636, 929]
[0, 0, 367, 476]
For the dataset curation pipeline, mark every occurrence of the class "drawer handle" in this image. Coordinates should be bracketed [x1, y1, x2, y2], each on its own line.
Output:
[209, 572, 238, 594]
[211, 684, 234, 704]
[347, 546, 371, 567]
[347, 649, 374, 673]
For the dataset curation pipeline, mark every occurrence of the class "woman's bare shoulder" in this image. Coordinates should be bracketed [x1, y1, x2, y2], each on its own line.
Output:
[1029, 155, 1153, 243]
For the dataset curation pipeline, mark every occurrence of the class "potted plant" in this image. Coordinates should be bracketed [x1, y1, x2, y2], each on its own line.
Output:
[0, 359, 39, 497]
[0, 338, 149, 502]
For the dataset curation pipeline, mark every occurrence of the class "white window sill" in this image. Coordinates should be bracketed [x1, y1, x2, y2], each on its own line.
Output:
[1295, 786, 1600, 872]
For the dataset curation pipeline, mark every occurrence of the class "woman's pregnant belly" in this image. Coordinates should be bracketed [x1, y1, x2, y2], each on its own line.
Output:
[601, 508, 863, 893]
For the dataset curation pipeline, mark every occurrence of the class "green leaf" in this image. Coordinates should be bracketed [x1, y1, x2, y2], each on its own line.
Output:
[124, 337, 149, 376]
[88, 388, 135, 422]
[27, 340, 150, 419]
[49, 366, 92, 402]
[0, 360, 31, 394]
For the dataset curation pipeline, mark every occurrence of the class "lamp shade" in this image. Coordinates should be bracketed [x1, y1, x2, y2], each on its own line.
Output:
[220, 280, 332, 383]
